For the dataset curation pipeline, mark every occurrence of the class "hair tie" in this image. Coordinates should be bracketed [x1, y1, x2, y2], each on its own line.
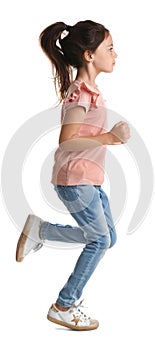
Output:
[66, 25, 72, 32]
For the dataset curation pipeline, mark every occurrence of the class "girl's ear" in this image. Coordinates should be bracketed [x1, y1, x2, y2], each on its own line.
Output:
[83, 50, 94, 62]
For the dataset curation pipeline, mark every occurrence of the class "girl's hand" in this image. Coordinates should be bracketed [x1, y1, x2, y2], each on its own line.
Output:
[109, 121, 131, 144]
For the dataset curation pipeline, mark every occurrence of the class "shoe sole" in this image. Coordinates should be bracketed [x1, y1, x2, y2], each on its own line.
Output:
[47, 314, 99, 331]
[16, 215, 38, 262]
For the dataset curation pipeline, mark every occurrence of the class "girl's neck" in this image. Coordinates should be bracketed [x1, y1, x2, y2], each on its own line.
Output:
[76, 68, 98, 89]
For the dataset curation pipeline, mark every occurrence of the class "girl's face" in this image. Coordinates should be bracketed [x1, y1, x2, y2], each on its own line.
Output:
[92, 34, 117, 73]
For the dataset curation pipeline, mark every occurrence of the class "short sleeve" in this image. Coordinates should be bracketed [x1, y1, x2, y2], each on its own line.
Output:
[63, 81, 100, 114]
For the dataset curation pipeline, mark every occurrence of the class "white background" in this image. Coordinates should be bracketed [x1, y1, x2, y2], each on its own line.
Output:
[0, 1, 155, 349]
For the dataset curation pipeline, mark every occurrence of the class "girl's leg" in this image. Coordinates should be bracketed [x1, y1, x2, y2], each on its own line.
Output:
[40, 222, 86, 245]
[40, 185, 112, 245]
[52, 185, 113, 307]
[56, 236, 108, 307]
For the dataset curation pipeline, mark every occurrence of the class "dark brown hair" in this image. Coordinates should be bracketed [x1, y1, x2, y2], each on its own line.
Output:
[39, 20, 109, 101]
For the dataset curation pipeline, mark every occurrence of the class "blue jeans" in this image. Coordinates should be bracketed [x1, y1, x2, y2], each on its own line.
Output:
[40, 185, 117, 307]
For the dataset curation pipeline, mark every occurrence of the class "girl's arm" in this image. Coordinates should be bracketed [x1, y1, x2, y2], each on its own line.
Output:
[59, 107, 130, 151]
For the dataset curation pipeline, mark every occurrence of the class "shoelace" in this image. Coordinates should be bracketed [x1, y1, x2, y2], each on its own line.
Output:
[69, 300, 90, 321]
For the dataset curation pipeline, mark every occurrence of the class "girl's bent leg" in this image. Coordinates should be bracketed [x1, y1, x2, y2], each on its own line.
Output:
[40, 222, 86, 244]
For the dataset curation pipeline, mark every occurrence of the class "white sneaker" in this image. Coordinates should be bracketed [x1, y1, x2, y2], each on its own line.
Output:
[16, 214, 43, 262]
[47, 301, 99, 331]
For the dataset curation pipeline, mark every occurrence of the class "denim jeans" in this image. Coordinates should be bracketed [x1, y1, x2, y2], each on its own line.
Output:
[40, 185, 117, 307]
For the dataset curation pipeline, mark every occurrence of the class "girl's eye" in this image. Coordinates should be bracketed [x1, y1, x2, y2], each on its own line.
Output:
[109, 47, 114, 52]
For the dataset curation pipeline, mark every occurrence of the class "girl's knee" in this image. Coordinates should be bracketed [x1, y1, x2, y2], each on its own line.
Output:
[99, 233, 111, 250]
[99, 231, 117, 250]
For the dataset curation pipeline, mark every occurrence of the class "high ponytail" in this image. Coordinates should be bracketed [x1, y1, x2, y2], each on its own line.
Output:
[39, 20, 109, 102]
[39, 22, 72, 102]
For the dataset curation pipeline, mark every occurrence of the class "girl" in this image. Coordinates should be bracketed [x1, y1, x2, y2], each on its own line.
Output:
[16, 20, 130, 331]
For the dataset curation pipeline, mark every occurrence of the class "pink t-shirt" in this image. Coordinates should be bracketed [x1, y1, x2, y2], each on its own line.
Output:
[52, 80, 107, 185]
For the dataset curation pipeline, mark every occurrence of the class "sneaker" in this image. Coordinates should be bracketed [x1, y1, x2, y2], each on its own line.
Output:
[47, 300, 99, 331]
[16, 214, 43, 262]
